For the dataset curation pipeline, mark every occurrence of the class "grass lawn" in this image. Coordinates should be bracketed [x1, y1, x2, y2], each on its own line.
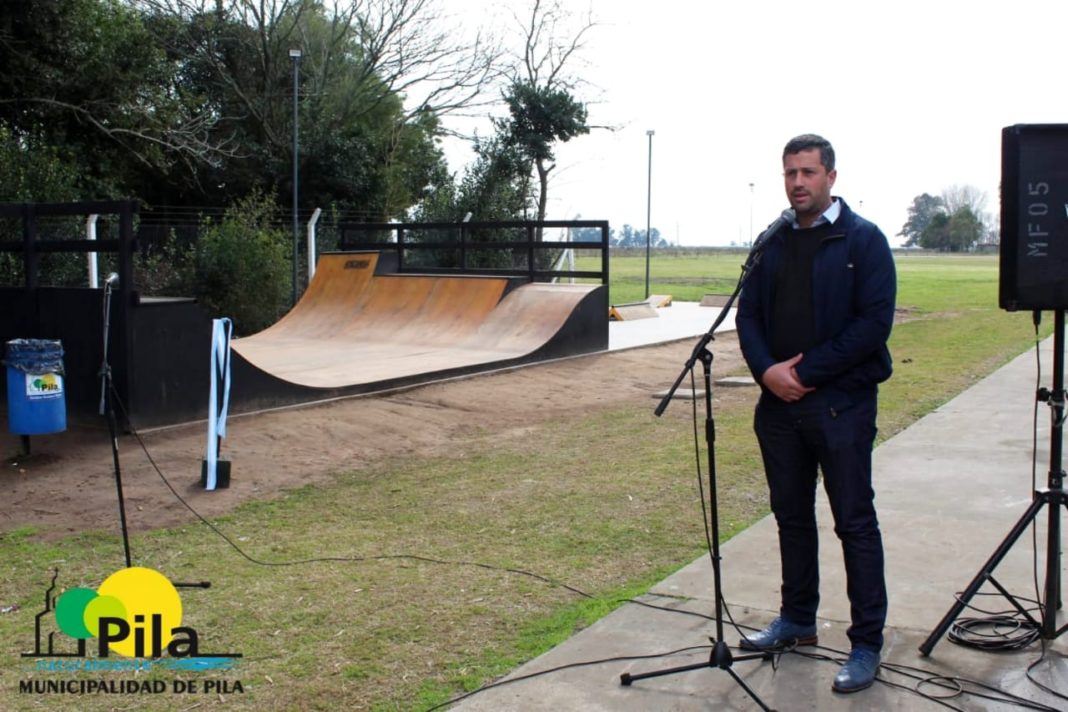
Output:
[0, 250, 1049, 711]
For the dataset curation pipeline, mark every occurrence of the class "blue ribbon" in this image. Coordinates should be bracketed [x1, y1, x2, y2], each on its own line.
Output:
[205, 318, 233, 490]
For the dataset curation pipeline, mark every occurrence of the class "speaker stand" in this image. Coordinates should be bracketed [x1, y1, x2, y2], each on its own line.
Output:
[920, 309, 1067, 654]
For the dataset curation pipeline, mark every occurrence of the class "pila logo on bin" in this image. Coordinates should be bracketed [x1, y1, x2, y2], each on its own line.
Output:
[5, 338, 65, 399]
[26, 373, 63, 398]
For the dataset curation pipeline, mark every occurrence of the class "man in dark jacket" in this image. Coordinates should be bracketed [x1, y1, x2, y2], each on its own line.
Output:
[735, 134, 896, 694]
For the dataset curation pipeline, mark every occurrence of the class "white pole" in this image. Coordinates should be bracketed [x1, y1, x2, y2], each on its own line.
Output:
[289, 48, 303, 306]
[748, 182, 755, 246]
[644, 130, 654, 299]
[307, 207, 322, 281]
[86, 214, 100, 288]
[567, 215, 577, 284]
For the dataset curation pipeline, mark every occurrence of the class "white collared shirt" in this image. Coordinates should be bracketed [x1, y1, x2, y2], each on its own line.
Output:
[792, 198, 841, 228]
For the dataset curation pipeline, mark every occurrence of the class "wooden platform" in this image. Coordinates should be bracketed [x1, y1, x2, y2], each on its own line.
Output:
[699, 293, 731, 307]
[608, 293, 672, 321]
[608, 302, 658, 321]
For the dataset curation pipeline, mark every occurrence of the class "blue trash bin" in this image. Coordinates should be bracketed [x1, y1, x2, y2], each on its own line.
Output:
[5, 339, 66, 435]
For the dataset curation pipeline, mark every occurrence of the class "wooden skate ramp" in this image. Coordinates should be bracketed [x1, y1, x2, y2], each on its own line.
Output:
[228, 252, 607, 409]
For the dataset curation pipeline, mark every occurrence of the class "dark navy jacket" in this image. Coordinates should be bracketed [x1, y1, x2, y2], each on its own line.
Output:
[736, 198, 896, 410]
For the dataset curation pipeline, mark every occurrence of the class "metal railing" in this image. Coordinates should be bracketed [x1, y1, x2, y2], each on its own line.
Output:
[0, 200, 138, 291]
[337, 220, 610, 284]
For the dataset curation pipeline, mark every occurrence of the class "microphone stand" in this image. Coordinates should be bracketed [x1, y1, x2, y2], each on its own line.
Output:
[98, 277, 132, 569]
[620, 242, 775, 711]
[96, 278, 211, 590]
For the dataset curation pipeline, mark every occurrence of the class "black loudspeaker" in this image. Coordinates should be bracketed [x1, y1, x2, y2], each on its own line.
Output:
[1000, 124, 1068, 311]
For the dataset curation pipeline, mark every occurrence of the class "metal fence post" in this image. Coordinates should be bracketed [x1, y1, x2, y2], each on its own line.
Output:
[527, 224, 535, 282]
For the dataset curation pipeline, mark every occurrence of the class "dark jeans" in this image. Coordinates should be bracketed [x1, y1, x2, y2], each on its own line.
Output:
[754, 390, 887, 651]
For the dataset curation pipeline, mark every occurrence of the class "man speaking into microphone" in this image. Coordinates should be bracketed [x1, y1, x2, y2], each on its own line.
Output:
[735, 134, 896, 693]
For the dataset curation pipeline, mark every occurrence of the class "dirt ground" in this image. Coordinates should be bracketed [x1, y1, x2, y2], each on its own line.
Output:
[1, 335, 751, 541]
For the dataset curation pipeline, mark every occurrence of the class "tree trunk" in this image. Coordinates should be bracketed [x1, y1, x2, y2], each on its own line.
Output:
[535, 157, 551, 242]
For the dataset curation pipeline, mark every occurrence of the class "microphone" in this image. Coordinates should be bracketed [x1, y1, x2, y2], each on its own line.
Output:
[750, 209, 795, 254]
[104, 272, 119, 287]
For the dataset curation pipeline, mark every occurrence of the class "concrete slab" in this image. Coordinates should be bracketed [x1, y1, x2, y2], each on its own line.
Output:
[454, 339, 1068, 710]
[609, 301, 732, 351]
[652, 387, 706, 401]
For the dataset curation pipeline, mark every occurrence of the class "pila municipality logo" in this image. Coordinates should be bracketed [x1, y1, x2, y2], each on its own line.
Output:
[56, 567, 192, 657]
[26, 373, 62, 398]
[24, 567, 241, 671]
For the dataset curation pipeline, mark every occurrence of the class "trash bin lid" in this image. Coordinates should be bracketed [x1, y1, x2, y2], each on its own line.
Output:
[4, 339, 65, 376]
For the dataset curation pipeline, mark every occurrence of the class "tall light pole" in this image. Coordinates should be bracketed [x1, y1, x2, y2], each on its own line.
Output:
[289, 48, 302, 306]
[645, 129, 654, 300]
[748, 182, 755, 246]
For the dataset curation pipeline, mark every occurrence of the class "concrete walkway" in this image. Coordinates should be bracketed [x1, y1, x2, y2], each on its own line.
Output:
[455, 339, 1068, 710]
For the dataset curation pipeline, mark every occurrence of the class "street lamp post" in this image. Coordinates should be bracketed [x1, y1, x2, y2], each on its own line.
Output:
[289, 48, 302, 306]
[645, 129, 654, 300]
[748, 182, 755, 246]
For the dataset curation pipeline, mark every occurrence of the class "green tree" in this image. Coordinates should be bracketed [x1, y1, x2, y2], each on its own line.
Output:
[918, 207, 983, 252]
[0, 0, 494, 217]
[612, 225, 665, 248]
[919, 212, 951, 251]
[407, 131, 532, 270]
[898, 193, 944, 247]
[0, 0, 227, 196]
[410, 129, 526, 225]
[137, 0, 497, 217]
[501, 79, 589, 229]
[0, 126, 86, 287]
[904, 186, 989, 252]
[946, 206, 983, 252]
[0, 126, 81, 203]
[0, 0, 506, 323]
[452, 133, 531, 221]
[571, 226, 607, 243]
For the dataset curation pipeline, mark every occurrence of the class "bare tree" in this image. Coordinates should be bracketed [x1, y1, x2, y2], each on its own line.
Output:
[943, 184, 996, 247]
[355, 0, 504, 122]
[515, 0, 594, 90]
[506, 0, 596, 231]
[941, 184, 988, 216]
[136, 0, 504, 145]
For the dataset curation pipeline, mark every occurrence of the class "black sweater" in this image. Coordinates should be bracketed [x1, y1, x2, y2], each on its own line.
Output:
[769, 221, 837, 361]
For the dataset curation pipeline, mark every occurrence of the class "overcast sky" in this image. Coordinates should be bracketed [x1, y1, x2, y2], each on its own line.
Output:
[438, 0, 1068, 246]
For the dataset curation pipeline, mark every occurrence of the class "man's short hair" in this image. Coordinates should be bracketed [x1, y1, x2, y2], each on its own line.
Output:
[783, 134, 835, 171]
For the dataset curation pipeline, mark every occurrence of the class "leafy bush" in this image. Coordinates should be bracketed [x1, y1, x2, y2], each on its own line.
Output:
[191, 192, 290, 335]
[0, 125, 87, 287]
[134, 226, 192, 297]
